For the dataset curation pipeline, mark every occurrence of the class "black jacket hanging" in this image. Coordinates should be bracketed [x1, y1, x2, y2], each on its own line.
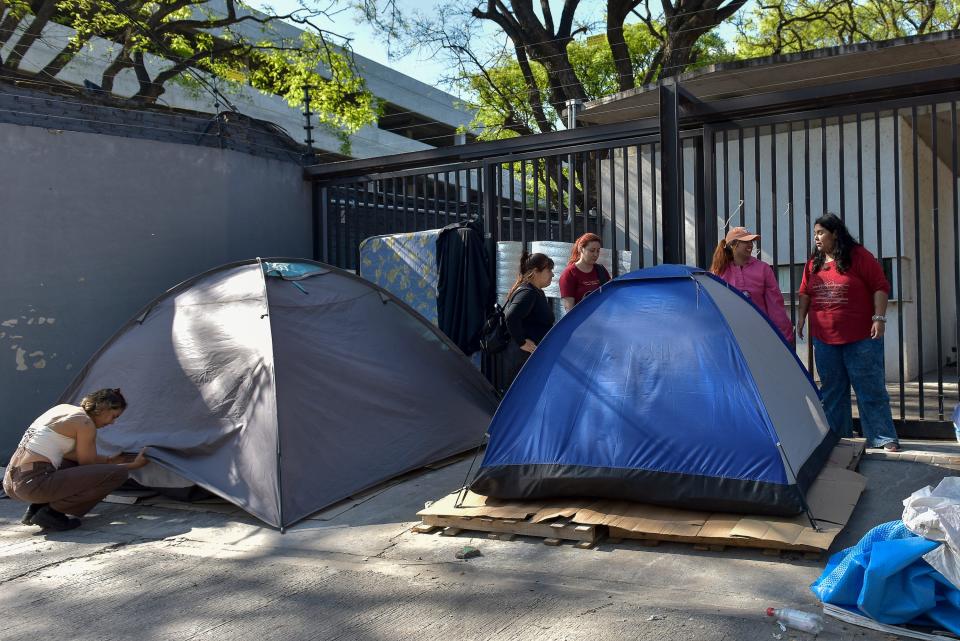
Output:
[435, 219, 493, 355]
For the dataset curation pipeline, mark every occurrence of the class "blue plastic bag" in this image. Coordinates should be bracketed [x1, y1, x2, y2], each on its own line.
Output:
[812, 520, 960, 633]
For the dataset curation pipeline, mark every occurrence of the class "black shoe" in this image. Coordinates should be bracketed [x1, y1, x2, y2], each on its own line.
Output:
[30, 506, 81, 531]
[20, 503, 47, 525]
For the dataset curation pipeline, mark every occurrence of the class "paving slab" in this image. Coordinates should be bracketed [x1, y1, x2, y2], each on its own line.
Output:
[1, 449, 959, 641]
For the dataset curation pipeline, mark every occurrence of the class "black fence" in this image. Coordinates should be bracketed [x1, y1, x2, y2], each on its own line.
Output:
[309, 85, 960, 437]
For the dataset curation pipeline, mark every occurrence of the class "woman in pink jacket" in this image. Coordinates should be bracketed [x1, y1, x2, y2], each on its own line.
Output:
[710, 226, 795, 345]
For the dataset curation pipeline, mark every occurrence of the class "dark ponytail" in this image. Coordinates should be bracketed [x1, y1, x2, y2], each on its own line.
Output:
[506, 251, 554, 301]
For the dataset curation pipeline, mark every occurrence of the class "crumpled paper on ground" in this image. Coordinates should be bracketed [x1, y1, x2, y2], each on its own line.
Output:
[902, 477, 960, 588]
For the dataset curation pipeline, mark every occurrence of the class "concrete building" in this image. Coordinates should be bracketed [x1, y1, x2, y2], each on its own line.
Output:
[0, 3, 475, 160]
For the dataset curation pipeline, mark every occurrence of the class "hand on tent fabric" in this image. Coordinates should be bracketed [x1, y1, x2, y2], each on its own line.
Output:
[121, 448, 150, 470]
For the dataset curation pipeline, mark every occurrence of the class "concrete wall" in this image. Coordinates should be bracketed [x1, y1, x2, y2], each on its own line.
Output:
[0, 123, 312, 461]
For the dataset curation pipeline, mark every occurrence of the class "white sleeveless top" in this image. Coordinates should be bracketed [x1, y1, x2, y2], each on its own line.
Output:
[20, 404, 91, 468]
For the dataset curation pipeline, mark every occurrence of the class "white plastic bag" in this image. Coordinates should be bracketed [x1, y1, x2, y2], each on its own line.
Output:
[902, 477, 960, 588]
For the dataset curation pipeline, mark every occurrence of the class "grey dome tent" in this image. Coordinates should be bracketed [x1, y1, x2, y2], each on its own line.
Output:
[60, 259, 499, 529]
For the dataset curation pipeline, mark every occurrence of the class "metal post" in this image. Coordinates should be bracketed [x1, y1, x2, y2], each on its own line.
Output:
[659, 78, 684, 264]
[565, 98, 583, 130]
[302, 85, 316, 166]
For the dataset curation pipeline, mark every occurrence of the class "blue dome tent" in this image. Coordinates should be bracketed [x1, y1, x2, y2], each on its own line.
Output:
[470, 265, 837, 516]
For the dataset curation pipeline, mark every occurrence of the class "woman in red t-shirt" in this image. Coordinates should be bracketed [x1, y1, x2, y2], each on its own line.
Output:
[796, 213, 900, 452]
[559, 233, 610, 313]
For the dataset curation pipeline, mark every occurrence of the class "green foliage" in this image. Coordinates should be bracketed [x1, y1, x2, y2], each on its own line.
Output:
[462, 23, 734, 141]
[735, 0, 960, 56]
[4, 0, 378, 154]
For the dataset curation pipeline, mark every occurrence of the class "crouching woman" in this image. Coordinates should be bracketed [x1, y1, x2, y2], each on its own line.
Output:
[3, 388, 148, 531]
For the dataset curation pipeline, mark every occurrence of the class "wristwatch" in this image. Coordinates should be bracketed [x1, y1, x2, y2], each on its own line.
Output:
[871, 315, 887, 323]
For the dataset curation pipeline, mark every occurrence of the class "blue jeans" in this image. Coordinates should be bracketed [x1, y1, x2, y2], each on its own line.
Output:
[812, 337, 899, 448]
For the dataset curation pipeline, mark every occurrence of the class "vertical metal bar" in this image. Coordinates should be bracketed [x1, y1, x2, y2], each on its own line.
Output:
[738, 127, 745, 227]
[894, 111, 906, 421]
[520, 160, 528, 245]
[596, 153, 604, 246]
[652, 143, 659, 265]
[556, 154, 564, 241]
[875, 112, 883, 274]
[680, 138, 687, 264]
[610, 150, 619, 276]
[639, 145, 648, 268]
[755, 126, 762, 250]
[722, 128, 730, 232]
[703, 128, 717, 269]
[805, 120, 813, 370]
[694, 135, 707, 268]
[954, 101, 960, 411]
[660, 80, 683, 264]
[311, 182, 321, 261]
[581, 151, 590, 237]
[912, 104, 925, 419]
[533, 159, 541, 240]
[441, 171, 450, 226]
[320, 185, 329, 263]
[839, 115, 846, 221]
[454, 170, 461, 222]
[857, 111, 864, 240]
[931, 104, 944, 418]
[623, 145, 631, 268]
[821, 118, 828, 213]
[874, 112, 886, 405]
[771, 123, 779, 283]
[543, 156, 556, 240]
[499, 163, 506, 241]
[466, 168, 474, 222]
[787, 121, 796, 330]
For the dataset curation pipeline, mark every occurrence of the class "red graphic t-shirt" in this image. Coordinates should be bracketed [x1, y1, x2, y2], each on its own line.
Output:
[798, 245, 890, 345]
[559, 263, 608, 305]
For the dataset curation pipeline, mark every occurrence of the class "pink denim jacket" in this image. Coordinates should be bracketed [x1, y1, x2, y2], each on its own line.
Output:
[717, 257, 795, 344]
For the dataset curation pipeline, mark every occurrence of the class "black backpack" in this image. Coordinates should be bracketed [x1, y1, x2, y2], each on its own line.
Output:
[479, 302, 511, 355]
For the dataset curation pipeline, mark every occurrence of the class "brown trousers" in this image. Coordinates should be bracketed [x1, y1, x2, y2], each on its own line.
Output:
[3, 455, 128, 517]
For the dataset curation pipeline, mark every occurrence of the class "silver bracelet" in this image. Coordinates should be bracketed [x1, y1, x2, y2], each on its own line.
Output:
[871, 315, 887, 323]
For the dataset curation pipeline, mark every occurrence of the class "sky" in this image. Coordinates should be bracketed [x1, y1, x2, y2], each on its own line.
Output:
[261, 1, 753, 92]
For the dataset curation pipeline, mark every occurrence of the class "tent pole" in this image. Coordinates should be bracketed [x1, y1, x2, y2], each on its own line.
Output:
[454, 432, 489, 509]
[775, 441, 820, 532]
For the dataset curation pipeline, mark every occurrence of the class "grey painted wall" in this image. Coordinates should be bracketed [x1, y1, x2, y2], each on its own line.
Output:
[0, 123, 312, 461]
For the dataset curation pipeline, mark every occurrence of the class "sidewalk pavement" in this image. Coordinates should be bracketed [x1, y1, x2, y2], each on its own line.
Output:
[0, 442, 957, 641]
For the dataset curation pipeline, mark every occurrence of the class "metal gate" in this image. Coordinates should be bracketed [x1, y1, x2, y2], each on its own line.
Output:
[310, 90, 959, 435]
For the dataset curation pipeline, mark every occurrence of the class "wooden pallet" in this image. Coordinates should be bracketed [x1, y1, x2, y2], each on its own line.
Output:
[416, 514, 601, 548]
[416, 439, 868, 556]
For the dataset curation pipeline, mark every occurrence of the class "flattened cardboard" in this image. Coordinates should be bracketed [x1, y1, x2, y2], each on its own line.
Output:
[418, 440, 867, 552]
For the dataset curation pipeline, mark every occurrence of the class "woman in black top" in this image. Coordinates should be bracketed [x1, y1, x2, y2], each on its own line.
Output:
[502, 252, 555, 387]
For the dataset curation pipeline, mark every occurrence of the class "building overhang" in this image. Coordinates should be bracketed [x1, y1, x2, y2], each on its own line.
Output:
[580, 30, 960, 126]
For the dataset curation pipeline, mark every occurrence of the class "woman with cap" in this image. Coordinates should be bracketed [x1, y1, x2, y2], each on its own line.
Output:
[796, 213, 900, 452]
[710, 226, 794, 344]
[3, 388, 149, 531]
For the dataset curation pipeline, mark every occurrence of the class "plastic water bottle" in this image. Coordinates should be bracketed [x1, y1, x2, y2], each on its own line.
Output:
[766, 607, 824, 634]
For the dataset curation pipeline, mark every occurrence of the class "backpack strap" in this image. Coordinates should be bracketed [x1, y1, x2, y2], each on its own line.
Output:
[597, 264, 611, 285]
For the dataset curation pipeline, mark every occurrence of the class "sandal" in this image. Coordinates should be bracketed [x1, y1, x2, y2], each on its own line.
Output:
[882, 442, 902, 452]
